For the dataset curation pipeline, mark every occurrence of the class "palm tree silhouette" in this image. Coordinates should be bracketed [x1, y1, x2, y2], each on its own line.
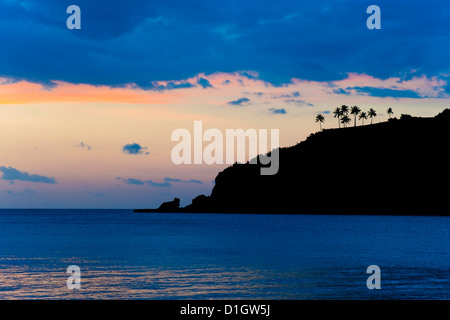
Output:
[359, 111, 368, 125]
[333, 107, 342, 128]
[387, 107, 394, 119]
[341, 105, 349, 116]
[340, 115, 351, 128]
[315, 114, 325, 130]
[350, 106, 361, 127]
[368, 108, 377, 124]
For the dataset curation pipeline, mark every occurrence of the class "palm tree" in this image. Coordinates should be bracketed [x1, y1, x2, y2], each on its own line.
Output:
[359, 112, 368, 125]
[368, 108, 377, 124]
[333, 107, 342, 128]
[315, 114, 325, 130]
[350, 105, 361, 127]
[340, 105, 349, 116]
[340, 115, 351, 128]
[387, 107, 394, 119]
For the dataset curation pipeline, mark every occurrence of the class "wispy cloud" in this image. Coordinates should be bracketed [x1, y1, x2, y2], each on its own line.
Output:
[76, 141, 92, 151]
[164, 178, 203, 184]
[117, 177, 203, 188]
[4, 188, 36, 196]
[122, 178, 146, 185]
[146, 180, 172, 188]
[284, 99, 314, 107]
[269, 108, 287, 115]
[227, 97, 250, 106]
[149, 80, 195, 91]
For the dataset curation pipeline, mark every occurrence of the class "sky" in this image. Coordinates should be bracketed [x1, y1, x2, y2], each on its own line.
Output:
[1, 0, 450, 208]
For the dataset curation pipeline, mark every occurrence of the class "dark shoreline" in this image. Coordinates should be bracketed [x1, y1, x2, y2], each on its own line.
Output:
[133, 208, 450, 216]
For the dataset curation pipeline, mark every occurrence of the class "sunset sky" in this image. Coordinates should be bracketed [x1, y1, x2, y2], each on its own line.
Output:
[1, 0, 449, 208]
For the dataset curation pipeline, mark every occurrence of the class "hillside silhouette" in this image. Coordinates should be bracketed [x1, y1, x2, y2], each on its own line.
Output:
[135, 109, 450, 215]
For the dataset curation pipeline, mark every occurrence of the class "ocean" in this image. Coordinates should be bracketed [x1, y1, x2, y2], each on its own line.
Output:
[0, 209, 449, 299]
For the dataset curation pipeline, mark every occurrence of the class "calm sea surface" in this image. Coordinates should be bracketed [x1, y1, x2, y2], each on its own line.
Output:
[0, 209, 449, 299]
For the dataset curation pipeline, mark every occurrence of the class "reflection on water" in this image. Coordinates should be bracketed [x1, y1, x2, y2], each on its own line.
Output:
[0, 210, 449, 299]
[0, 259, 315, 299]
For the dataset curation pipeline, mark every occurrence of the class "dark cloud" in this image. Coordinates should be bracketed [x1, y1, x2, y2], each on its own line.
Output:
[228, 97, 250, 106]
[0, 1, 448, 86]
[122, 143, 149, 155]
[0, 166, 56, 184]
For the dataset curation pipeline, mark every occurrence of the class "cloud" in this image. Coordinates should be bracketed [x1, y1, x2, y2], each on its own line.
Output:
[146, 180, 171, 188]
[1, 72, 446, 106]
[124, 178, 146, 185]
[0, 1, 449, 87]
[269, 108, 287, 115]
[76, 141, 92, 151]
[164, 178, 203, 184]
[197, 77, 213, 88]
[84, 191, 109, 197]
[284, 99, 314, 107]
[122, 143, 149, 155]
[228, 97, 250, 106]
[272, 91, 301, 99]
[149, 80, 195, 91]
[118, 176, 203, 188]
[348, 86, 423, 99]
[333, 88, 351, 95]
[4, 188, 36, 196]
[0, 166, 56, 184]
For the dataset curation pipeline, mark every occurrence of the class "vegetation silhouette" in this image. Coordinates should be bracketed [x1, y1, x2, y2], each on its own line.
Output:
[359, 111, 368, 125]
[340, 114, 351, 127]
[387, 107, 394, 119]
[340, 105, 349, 116]
[333, 107, 342, 128]
[368, 108, 377, 124]
[315, 114, 325, 130]
[350, 106, 361, 127]
[135, 109, 450, 216]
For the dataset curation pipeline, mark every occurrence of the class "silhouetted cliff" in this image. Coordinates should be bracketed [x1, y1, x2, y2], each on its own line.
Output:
[136, 109, 450, 215]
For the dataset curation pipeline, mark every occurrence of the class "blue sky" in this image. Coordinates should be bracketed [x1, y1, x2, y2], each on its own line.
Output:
[1, 0, 449, 87]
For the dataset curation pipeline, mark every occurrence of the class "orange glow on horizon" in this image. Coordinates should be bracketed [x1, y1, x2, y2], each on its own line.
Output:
[0, 80, 172, 105]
